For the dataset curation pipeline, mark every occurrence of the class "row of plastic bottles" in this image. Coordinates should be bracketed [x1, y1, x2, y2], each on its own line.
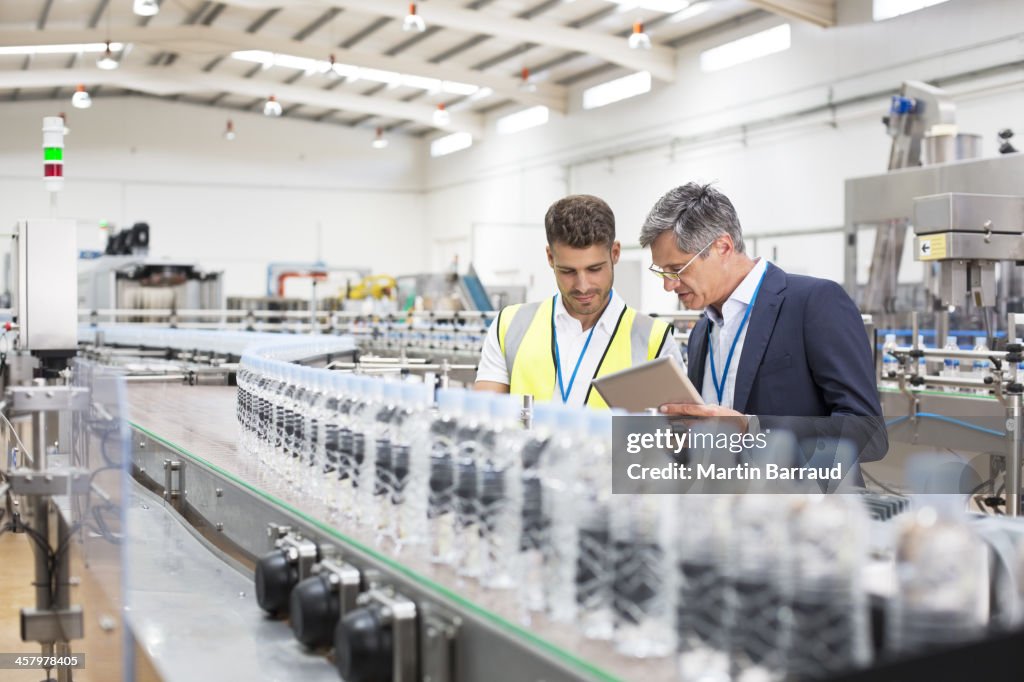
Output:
[367, 319, 488, 352]
[882, 333, 998, 395]
[234, 359, 1013, 679]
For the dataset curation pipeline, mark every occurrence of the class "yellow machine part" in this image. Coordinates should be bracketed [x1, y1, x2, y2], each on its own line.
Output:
[346, 274, 397, 300]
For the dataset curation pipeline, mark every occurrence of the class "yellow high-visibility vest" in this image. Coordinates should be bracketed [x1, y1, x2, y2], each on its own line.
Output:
[496, 296, 673, 409]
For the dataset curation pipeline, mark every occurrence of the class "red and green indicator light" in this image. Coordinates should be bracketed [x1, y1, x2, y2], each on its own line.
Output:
[42, 116, 65, 191]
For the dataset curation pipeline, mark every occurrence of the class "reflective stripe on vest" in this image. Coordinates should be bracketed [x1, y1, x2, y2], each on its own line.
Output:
[497, 299, 672, 409]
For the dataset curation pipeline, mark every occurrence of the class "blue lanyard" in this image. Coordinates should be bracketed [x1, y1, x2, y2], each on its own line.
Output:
[708, 268, 769, 405]
[552, 293, 603, 404]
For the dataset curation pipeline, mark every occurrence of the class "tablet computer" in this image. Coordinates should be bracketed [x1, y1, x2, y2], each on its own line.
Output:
[591, 356, 704, 412]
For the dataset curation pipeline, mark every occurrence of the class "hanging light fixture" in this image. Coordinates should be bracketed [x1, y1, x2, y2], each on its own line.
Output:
[519, 67, 536, 92]
[224, 119, 236, 141]
[133, 0, 160, 17]
[432, 103, 450, 126]
[263, 95, 282, 117]
[372, 127, 389, 149]
[403, 3, 426, 33]
[71, 84, 92, 109]
[324, 54, 342, 79]
[628, 21, 652, 50]
[96, 41, 118, 70]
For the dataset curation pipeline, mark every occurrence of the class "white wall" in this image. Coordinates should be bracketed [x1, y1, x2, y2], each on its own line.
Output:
[0, 97, 427, 297]
[422, 0, 1024, 312]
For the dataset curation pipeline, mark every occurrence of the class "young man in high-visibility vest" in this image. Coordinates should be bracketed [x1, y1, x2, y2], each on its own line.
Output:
[475, 194, 684, 409]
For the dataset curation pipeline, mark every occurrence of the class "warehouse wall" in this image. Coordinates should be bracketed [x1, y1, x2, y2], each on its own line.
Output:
[0, 97, 426, 298]
[422, 0, 1024, 312]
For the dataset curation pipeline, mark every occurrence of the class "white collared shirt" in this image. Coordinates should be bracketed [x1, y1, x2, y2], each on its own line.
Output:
[476, 290, 685, 406]
[701, 258, 769, 409]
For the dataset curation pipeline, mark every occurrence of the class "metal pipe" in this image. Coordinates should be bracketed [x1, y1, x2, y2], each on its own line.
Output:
[123, 374, 188, 383]
[31, 408, 50, 609]
[893, 347, 1006, 361]
[902, 374, 992, 390]
[1007, 393, 1022, 517]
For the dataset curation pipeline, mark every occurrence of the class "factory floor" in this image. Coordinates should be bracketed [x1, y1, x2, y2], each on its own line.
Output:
[0, 528, 161, 682]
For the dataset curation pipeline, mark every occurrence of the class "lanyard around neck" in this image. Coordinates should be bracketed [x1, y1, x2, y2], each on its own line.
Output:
[708, 268, 769, 406]
[552, 292, 609, 404]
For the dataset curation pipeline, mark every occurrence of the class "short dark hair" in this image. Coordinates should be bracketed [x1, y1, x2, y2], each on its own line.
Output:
[544, 195, 616, 249]
[639, 182, 745, 254]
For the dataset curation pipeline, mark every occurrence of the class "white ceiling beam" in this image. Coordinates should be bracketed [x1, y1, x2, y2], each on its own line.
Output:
[0, 26, 567, 112]
[0, 67, 484, 136]
[744, 0, 836, 27]
[209, 0, 677, 81]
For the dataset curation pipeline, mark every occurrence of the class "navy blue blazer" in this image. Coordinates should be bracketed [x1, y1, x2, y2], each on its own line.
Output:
[686, 262, 888, 463]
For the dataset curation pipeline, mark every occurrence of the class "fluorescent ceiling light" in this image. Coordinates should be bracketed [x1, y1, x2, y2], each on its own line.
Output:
[873, 0, 950, 20]
[582, 71, 651, 110]
[231, 51, 479, 96]
[431, 132, 473, 157]
[606, 0, 691, 12]
[467, 87, 494, 102]
[668, 2, 711, 22]
[496, 106, 549, 135]
[699, 24, 791, 73]
[0, 42, 124, 56]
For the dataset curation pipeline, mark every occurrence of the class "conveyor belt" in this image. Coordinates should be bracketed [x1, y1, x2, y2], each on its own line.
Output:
[126, 383, 676, 682]
[125, 482, 339, 682]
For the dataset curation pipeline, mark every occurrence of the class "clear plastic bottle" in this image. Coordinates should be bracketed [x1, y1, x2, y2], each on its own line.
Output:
[676, 495, 732, 682]
[787, 495, 872, 679]
[611, 485, 676, 657]
[269, 362, 288, 476]
[236, 362, 251, 448]
[478, 394, 526, 590]
[454, 393, 490, 579]
[334, 375, 366, 522]
[941, 335, 960, 393]
[520, 403, 560, 614]
[391, 382, 435, 556]
[315, 372, 345, 511]
[888, 503, 988, 655]
[543, 409, 602, 626]
[882, 333, 899, 385]
[253, 360, 274, 470]
[294, 368, 317, 492]
[916, 334, 928, 384]
[972, 336, 991, 395]
[244, 362, 261, 456]
[302, 369, 328, 500]
[330, 374, 360, 520]
[368, 382, 403, 541]
[351, 377, 384, 527]
[278, 365, 298, 481]
[727, 495, 791, 678]
[292, 367, 311, 487]
[428, 389, 462, 565]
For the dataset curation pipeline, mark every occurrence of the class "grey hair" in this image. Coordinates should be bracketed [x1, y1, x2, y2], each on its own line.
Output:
[638, 182, 745, 255]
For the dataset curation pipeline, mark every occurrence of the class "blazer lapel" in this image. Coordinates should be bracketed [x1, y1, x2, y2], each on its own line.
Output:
[688, 315, 710, 390]
[732, 264, 786, 414]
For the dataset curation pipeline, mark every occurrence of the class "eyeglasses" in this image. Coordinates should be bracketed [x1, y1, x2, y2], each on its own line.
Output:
[648, 239, 715, 281]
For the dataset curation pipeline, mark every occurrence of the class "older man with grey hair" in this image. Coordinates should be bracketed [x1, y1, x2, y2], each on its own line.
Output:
[640, 182, 887, 473]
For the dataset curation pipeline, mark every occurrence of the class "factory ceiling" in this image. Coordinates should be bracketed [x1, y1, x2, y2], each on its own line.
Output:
[0, 0, 835, 138]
